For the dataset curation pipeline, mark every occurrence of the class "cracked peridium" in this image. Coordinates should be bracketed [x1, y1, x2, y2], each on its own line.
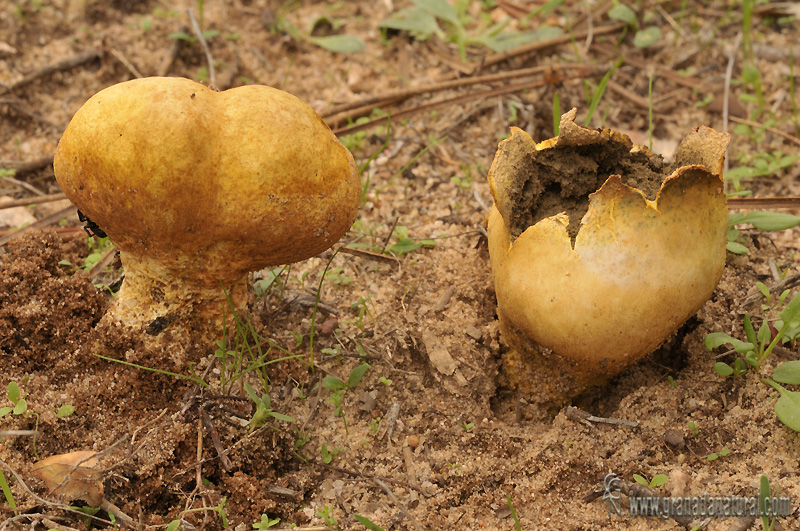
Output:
[507, 140, 666, 244]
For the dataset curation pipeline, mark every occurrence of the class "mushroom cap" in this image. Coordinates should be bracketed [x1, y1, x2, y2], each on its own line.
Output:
[54, 77, 360, 287]
[488, 112, 729, 383]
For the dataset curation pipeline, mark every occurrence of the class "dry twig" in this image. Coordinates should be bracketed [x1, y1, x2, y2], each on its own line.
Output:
[187, 8, 216, 89]
[0, 192, 66, 210]
[0, 156, 53, 175]
[1, 50, 100, 94]
[372, 478, 426, 531]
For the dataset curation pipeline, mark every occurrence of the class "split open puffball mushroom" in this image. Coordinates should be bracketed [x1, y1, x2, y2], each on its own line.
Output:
[488, 109, 730, 402]
[54, 77, 360, 344]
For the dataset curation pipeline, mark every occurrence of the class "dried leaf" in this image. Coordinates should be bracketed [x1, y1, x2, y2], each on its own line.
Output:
[31, 450, 104, 507]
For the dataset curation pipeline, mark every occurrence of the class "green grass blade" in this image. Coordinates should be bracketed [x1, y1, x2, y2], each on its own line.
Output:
[0, 469, 16, 513]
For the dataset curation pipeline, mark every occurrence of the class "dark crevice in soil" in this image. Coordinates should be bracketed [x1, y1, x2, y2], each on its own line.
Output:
[507, 141, 666, 244]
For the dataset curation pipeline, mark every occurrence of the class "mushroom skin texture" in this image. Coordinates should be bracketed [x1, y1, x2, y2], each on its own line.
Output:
[488, 109, 730, 403]
[54, 77, 360, 344]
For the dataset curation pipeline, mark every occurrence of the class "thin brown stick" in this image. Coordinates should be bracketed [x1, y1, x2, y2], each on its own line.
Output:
[729, 115, 800, 147]
[196, 417, 203, 491]
[0, 98, 60, 129]
[0, 156, 53, 175]
[372, 478, 426, 531]
[87, 247, 118, 280]
[0, 192, 66, 210]
[187, 8, 216, 89]
[727, 197, 800, 209]
[319, 462, 427, 495]
[40, 518, 82, 531]
[0, 226, 82, 237]
[1, 174, 45, 195]
[607, 79, 665, 113]
[109, 48, 143, 79]
[322, 64, 595, 124]
[2, 50, 101, 94]
[381, 216, 400, 254]
[332, 72, 589, 136]
[339, 246, 400, 264]
[199, 407, 232, 471]
[159, 30, 185, 77]
[723, 32, 743, 174]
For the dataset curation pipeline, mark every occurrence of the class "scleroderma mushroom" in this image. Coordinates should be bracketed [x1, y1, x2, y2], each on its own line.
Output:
[54, 77, 360, 345]
[488, 109, 730, 403]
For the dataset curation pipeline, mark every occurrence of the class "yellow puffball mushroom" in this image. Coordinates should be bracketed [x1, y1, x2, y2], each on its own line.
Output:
[54, 77, 360, 346]
[488, 109, 730, 403]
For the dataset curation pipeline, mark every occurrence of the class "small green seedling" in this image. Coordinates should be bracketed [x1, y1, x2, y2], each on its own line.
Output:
[633, 473, 668, 490]
[272, 9, 364, 53]
[387, 226, 436, 255]
[706, 448, 732, 461]
[56, 404, 75, 419]
[687, 421, 699, 436]
[583, 58, 622, 127]
[294, 429, 311, 462]
[253, 514, 281, 529]
[368, 417, 381, 435]
[607, 3, 662, 49]
[178, 496, 229, 528]
[323, 266, 354, 285]
[320, 443, 342, 465]
[322, 362, 371, 433]
[253, 266, 288, 298]
[760, 379, 800, 432]
[317, 504, 338, 529]
[69, 505, 101, 527]
[379, 0, 562, 59]
[706, 292, 800, 375]
[347, 295, 375, 330]
[354, 514, 386, 531]
[707, 292, 800, 432]
[0, 382, 27, 417]
[243, 382, 296, 432]
[725, 209, 800, 254]
[460, 421, 475, 432]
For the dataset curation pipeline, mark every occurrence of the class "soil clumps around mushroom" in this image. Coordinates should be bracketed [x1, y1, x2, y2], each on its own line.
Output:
[0, 230, 105, 372]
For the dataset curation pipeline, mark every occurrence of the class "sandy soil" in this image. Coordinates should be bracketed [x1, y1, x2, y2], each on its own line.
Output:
[1, 1, 799, 530]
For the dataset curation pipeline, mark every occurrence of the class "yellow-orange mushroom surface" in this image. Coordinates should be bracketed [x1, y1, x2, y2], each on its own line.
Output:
[488, 109, 730, 399]
[54, 77, 360, 342]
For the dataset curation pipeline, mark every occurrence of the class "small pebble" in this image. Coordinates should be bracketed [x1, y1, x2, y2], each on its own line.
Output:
[664, 429, 685, 448]
[407, 434, 420, 448]
[319, 315, 338, 336]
